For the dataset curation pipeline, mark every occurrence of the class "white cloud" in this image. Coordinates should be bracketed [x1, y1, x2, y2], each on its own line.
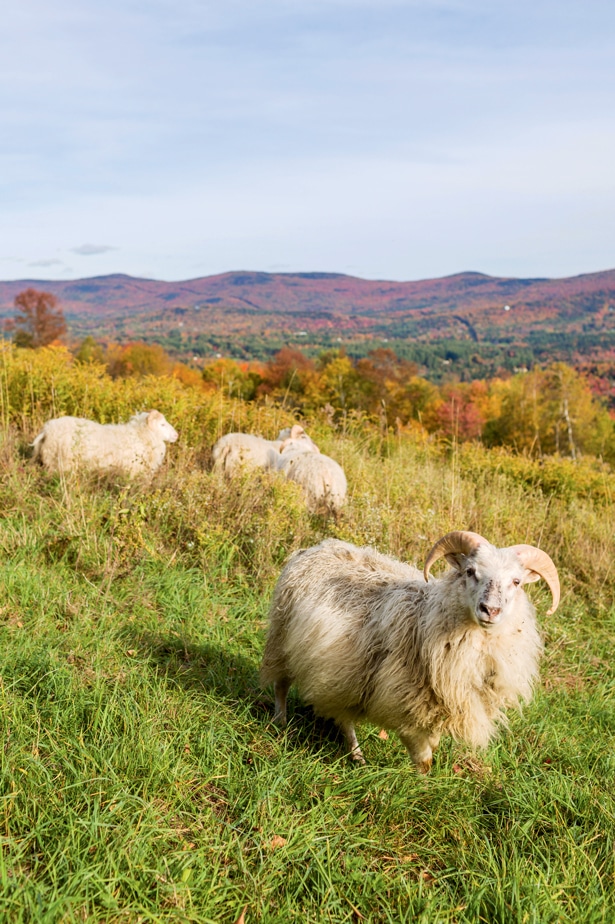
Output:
[28, 259, 66, 267]
[71, 244, 118, 256]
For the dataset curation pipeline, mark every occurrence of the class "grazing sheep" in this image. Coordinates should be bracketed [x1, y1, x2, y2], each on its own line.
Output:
[32, 410, 179, 477]
[277, 426, 319, 452]
[276, 443, 347, 515]
[212, 425, 318, 477]
[261, 531, 560, 771]
[211, 433, 279, 476]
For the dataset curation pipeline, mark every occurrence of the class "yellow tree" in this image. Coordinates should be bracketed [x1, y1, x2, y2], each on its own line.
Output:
[485, 363, 614, 459]
[202, 357, 260, 400]
[305, 351, 361, 414]
[395, 376, 440, 429]
[106, 342, 171, 378]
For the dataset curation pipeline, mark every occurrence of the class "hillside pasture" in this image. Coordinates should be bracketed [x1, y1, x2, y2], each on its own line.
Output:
[0, 346, 613, 921]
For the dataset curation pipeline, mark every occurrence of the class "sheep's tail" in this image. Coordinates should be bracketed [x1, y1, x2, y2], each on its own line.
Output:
[260, 551, 309, 687]
[211, 441, 231, 471]
[31, 429, 46, 461]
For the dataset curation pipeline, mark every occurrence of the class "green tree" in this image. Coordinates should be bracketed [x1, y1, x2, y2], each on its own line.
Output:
[74, 336, 105, 365]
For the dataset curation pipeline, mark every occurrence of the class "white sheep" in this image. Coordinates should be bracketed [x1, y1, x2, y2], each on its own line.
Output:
[32, 410, 179, 477]
[261, 531, 560, 771]
[276, 442, 347, 515]
[277, 426, 318, 450]
[212, 425, 318, 477]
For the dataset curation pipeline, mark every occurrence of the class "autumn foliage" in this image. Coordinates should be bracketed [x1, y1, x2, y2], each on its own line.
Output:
[12, 288, 67, 348]
[51, 335, 615, 465]
[105, 342, 172, 379]
[249, 347, 614, 463]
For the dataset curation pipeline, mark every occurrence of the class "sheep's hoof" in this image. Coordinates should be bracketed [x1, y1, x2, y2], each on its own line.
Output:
[350, 747, 366, 766]
[273, 713, 288, 729]
[415, 757, 432, 775]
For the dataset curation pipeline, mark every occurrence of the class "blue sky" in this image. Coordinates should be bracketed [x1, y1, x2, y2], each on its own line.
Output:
[2, 0, 614, 282]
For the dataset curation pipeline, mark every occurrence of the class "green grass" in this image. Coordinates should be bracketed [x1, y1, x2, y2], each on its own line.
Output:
[0, 401, 614, 922]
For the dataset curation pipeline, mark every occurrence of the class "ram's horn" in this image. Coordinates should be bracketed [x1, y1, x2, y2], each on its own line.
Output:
[423, 531, 487, 582]
[506, 545, 560, 615]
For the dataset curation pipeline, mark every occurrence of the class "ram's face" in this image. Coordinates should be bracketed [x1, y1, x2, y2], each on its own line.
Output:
[459, 547, 526, 628]
[160, 419, 179, 443]
[148, 411, 179, 443]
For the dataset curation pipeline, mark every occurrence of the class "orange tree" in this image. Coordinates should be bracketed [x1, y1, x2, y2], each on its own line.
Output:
[12, 288, 67, 348]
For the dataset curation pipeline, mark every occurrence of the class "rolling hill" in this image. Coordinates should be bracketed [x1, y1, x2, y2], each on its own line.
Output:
[2, 268, 615, 376]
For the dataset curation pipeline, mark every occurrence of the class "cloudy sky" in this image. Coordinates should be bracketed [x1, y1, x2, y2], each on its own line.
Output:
[2, 0, 614, 283]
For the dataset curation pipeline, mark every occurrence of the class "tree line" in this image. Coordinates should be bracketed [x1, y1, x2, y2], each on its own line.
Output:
[199, 346, 614, 462]
[6, 288, 615, 464]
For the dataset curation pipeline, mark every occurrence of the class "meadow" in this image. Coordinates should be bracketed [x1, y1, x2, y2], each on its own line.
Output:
[0, 345, 614, 922]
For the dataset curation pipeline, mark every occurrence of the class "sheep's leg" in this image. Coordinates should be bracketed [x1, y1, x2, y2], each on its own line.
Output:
[399, 729, 441, 774]
[273, 678, 290, 727]
[339, 721, 366, 765]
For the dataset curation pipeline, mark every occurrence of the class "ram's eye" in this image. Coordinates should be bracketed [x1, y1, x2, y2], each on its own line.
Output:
[512, 578, 521, 587]
[466, 567, 476, 579]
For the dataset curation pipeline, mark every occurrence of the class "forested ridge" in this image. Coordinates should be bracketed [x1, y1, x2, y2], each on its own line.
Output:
[2, 269, 615, 391]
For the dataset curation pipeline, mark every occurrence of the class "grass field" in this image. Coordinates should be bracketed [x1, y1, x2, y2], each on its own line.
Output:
[0, 350, 614, 922]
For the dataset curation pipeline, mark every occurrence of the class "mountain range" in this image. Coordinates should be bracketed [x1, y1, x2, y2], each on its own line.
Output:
[2, 268, 615, 374]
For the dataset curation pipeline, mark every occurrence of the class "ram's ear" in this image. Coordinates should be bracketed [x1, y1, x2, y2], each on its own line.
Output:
[290, 424, 305, 439]
[423, 531, 486, 582]
[146, 409, 163, 427]
[522, 569, 541, 584]
[444, 552, 469, 571]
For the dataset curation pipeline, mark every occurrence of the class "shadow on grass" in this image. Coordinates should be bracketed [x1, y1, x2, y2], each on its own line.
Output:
[122, 626, 346, 761]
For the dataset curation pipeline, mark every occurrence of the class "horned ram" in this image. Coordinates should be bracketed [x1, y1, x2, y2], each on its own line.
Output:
[260, 531, 559, 771]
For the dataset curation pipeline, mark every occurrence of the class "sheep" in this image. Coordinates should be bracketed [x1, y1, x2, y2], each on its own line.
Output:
[212, 425, 318, 477]
[31, 409, 179, 477]
[277, 426, 318, 451]
[211, 433, 279, 476]
[276, 442, 347, 515]
[260, 531, 560, 772]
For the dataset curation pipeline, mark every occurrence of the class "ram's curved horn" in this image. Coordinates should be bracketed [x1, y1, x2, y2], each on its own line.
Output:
[506, 545, 560, 615]
[423, 531, 487, 582]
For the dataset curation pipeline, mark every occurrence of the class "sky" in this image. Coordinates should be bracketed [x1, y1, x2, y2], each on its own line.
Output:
[1, 0, 615, 283]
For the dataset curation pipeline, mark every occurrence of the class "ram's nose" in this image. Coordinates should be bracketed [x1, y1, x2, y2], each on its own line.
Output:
[478, 603, 501, 626]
